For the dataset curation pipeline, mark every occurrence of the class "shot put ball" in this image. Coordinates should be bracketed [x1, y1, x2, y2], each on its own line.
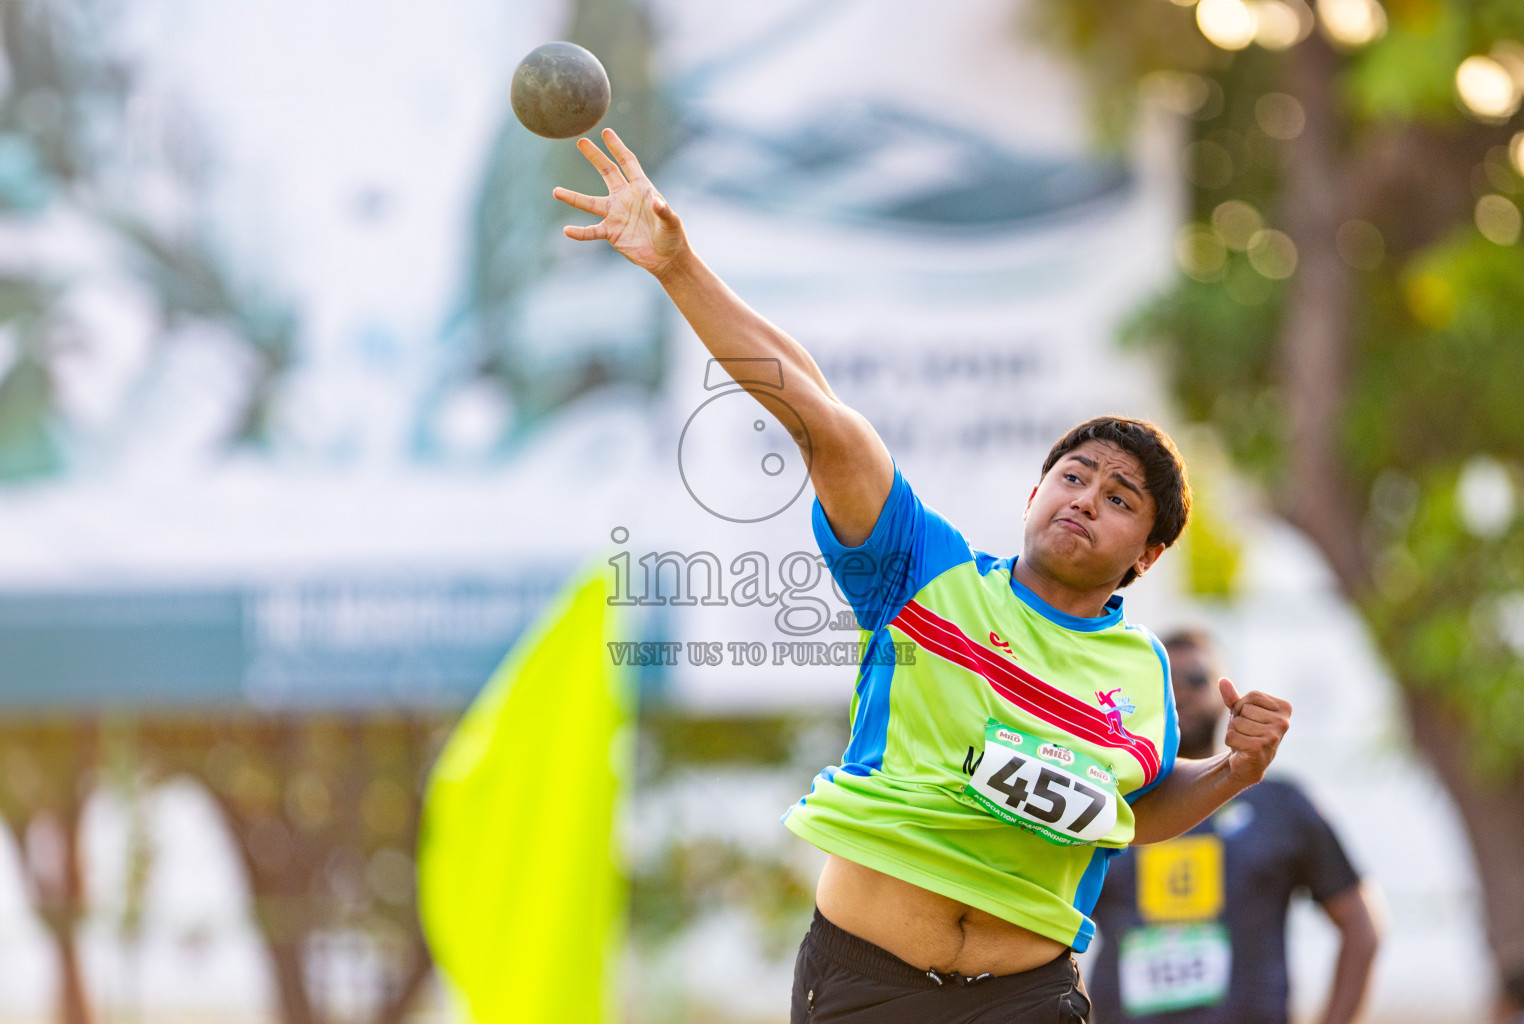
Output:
[510, 42, 611, 140]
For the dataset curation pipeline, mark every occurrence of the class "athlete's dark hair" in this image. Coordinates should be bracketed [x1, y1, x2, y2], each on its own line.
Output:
[1040, 416, 1191, 588]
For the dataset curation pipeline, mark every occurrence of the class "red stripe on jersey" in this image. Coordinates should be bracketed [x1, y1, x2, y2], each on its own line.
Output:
[890, 599, 1161, 781]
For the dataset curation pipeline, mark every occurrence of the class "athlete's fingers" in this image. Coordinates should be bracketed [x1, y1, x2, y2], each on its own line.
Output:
[1223, 686, 1287, 782]
[553, 187, 608, 216]
[1225, 716, 1277, 739]
[603, 128, 647, 182]
[576, 136, 627, 191]
[1233, 690, 1292, 719]
[562, 221, 608, 242]
[651, 191, 680, 225]
[1233, 701, 1288, 726]
[1218, 677, 1240, 711]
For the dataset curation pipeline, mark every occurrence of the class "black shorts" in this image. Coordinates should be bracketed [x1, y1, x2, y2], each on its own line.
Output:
[791, 909, 1091, 1024]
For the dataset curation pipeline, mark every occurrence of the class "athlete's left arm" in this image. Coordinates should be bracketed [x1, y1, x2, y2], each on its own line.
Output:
[1129, 678, 1292, 845]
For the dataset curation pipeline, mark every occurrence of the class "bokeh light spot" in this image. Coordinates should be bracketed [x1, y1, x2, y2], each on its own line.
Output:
[1403, 273, 1457, 329]
[1456, 56, 1521, 121]
[1247, 229, 1298, 279]
[368, 848, 416, 907]
[1494, 592, 1524, 657]
[1255, 93, 1306, 140]
[1211, 200, 1264, 250]
[1370, 470, 1420, 529]
[1251, 0, 1312, 49]
[1482, 149, 1519, 195]
[1176, 225, 1228, 282]
[1141, 71, 1215, 119]
[287, 772, 332, 832]
[1336, 220, 1385, 269]
[1476, 195, 1521, 245]
[1457, 456, 1516, 538]
[1318, 0, 1386, 48]
[1197, 0, 1258, 50]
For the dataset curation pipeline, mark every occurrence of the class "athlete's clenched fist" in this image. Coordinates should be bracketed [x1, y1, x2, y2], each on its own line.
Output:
[1218, 678, 1292, 787]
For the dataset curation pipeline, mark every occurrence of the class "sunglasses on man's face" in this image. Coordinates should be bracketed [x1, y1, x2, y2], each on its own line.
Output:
[1177, 667, 1214, 691]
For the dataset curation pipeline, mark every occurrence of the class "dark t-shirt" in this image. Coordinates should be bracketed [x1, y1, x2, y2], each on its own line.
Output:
[1086, 778, 1360, 1024]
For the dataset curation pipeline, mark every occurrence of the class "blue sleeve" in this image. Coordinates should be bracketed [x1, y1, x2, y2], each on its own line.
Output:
[812, 462, 972, 632]
[1124, 626, 1179, 804]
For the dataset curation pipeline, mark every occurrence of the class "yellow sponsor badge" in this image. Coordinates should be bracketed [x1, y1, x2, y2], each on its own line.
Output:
[1136, 835, 1224, 923]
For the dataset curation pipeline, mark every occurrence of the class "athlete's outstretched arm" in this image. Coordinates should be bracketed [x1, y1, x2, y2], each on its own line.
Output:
[554, 129, 893, 545]
[1130, 678, 1291, 845]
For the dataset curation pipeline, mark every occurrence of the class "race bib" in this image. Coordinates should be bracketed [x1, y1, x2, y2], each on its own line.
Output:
[1118, 923, 1231, 1015]
[964, 718, 1119, 846]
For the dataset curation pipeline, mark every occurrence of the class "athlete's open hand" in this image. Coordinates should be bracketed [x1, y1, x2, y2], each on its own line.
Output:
[1219, 678, 1291, 787]
[553, 128, 688, 278]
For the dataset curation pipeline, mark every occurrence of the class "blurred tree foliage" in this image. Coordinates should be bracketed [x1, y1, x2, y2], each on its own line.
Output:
[1031, 0, 1524, 1005]
[168, 715, 448, 1024]
[0, 715, 450, 1024]
[0, 0, 295, 478]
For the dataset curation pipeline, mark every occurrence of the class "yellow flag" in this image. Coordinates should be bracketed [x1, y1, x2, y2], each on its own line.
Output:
[418, 567, 631, 1024]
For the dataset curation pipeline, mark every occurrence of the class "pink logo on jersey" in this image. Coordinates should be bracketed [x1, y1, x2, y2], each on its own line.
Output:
[1095, 687, 1138, 737]
[988, 632, 1016, 659]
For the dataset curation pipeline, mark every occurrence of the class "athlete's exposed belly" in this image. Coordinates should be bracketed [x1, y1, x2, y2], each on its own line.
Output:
[816, 854, 1068, 977]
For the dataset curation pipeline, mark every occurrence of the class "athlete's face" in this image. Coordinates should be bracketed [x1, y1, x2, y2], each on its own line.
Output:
[1169, 643, 1225, 756]
[1022, 440, 1164, 591]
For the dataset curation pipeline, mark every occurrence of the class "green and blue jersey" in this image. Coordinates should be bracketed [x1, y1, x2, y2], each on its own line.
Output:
[782, 464, 1179, 951]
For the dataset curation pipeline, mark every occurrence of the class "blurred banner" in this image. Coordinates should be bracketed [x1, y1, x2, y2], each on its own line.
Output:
[418, 567, 632, 1024]
[0, 0, 1180, 714]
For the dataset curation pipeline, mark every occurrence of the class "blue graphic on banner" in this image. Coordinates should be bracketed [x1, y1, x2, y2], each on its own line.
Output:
[0, 571, 571, 711]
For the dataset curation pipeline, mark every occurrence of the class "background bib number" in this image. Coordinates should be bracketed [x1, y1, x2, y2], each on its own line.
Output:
[964, 719, 1118, 845]
[1118, 923, 1231, 1015]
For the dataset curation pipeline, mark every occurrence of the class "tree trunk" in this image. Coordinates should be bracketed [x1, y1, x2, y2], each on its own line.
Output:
[1404, 692, 1524, 1020]
[1271, 34, 1524, 1017]
[373, 940, 433, 1024]
[42, 733, 93, 1024]
[20, 810, 93, 1024]
[31, 805, 92, 1024]
[205, 785, 321, 1024]
[267, 938, 320, 1024]
[1275, 33, 1368, 595]
[55, 920, 91, 1024]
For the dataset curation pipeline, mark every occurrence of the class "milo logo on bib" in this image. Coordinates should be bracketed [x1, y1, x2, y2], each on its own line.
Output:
[966, 718, 1120, 846]
[1038, 743, 1074, 765]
